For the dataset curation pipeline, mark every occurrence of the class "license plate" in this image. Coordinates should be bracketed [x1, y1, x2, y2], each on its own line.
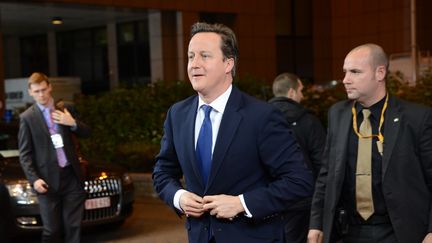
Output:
[85, 197, 111, 210]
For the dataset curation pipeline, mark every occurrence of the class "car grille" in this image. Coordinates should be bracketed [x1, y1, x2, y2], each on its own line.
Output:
[83, 178, 121, 222]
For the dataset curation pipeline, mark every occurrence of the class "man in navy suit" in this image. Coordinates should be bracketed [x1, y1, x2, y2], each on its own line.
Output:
[153, 22, 314, 243]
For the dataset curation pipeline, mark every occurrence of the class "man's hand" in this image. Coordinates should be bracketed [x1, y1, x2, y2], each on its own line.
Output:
[52, 108, 76, 127]
[33, 179, 48, 194]
[307, 229, 324, 243]
[179, 191, 205, 218]
[423, 233, 432, 243]
[203, 194, 244, 219]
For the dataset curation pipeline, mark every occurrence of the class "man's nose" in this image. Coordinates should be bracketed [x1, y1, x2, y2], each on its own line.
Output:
[342, 74, 349, 84]
[189, 57, 201, 67]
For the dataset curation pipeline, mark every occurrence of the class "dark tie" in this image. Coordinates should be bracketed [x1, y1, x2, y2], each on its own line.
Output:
[196, 105, 213, 185]
[356, 109, 374, 220]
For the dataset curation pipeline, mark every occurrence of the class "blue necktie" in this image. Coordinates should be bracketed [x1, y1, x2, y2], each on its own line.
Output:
[196, 105, 213, 185]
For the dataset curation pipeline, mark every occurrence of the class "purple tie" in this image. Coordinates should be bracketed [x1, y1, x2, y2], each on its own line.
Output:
[43, 108, 68, 167]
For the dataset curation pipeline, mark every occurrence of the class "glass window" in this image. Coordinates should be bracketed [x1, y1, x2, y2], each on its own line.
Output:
[117, 20, 151, 86]
[275, 0, 313, 82]
[20, 35, 49, 76]
[57, 27, 109, 94]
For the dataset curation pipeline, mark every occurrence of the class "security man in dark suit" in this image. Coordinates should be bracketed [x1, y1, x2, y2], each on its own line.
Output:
[18, 72, 91, 243]
[308, 44, 432, 243]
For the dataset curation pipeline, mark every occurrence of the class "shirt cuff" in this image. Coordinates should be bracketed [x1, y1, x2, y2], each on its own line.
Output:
[239, 194, 253, 218]
[173, 189, 187, 212]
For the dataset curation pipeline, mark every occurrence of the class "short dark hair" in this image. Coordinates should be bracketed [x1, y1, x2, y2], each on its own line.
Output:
[28, 72, 49, 88]
[190, 22, 238, 78]
[272, 72, 300, 97]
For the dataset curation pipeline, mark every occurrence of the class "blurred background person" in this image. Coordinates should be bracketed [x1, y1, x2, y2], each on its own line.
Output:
[269, 73, 326, 243]
[18, 72, 90, 243]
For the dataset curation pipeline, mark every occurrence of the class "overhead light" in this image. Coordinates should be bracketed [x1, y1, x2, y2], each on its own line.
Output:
[51, 17, 63, 25]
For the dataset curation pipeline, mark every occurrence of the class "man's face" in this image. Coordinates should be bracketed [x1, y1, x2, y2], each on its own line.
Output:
[342, 48, 381, 104]
[28, 81, 52, 106]
[187, 32, 233, 101]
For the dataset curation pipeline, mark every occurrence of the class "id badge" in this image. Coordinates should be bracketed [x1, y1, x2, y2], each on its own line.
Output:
[51, 134, 64, 149]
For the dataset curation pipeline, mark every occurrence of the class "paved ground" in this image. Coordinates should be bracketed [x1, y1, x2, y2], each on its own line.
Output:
[83, 196, 187, 243]
[17, 196, 188, 243]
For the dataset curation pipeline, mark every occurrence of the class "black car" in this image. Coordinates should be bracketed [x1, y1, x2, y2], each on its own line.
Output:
[0, 149, 134, 237]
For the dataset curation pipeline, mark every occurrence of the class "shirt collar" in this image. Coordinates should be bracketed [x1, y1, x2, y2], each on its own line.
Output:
[197, 85, 232, 114]
[355, 95, 386, 120]
[36, 98, 55, 112]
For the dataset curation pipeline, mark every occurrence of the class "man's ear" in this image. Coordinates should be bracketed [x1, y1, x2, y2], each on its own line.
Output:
[376, 65, 386, 82]
[225, 58, 234, 74]
[287, 88, 295, 99]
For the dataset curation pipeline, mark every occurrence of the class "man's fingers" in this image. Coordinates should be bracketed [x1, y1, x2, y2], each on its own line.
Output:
[34, 179, 48, 193]
[203, 195, 216, 203]
[189, 193, 204, 203]
[180, 192, 205, 217]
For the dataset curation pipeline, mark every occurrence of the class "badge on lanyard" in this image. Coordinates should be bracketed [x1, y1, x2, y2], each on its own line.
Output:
[51, 134, 64, 149]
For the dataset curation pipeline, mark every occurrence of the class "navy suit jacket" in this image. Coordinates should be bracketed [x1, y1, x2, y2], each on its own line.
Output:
[153, 86, 313, 243]
[310, 96, 432, 243]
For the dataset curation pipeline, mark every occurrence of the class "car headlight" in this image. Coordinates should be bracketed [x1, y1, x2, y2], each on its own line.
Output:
[122, 173, 133, 186]
[6, 180, 38, 205]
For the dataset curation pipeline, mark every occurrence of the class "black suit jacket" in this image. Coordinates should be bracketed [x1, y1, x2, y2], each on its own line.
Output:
[153, 86, 314, 243]
[310, 95, 432, 243]
[18, 103, 91, 192]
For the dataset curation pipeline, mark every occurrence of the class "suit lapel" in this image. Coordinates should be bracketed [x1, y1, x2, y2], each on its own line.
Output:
[206, 87, 242, 191]
[382, 96, 401, 179]
[335, 103, 352, 184]
[183, 96, 205, 188]
[31, 105, 51, 137]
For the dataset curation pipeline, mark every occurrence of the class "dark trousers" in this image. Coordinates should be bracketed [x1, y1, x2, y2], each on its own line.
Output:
[37, 166, 86, 243]
[283, 209, 309, 243]
[0, 184, 11, 243]
[342, 223, 397, 243]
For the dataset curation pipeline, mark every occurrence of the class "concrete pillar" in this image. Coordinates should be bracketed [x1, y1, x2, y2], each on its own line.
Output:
[176, 11, 185, 81]
[149, 10, 163, 83]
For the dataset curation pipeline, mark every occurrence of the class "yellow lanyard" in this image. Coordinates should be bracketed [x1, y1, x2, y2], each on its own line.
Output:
[351, 94, 388, 143]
